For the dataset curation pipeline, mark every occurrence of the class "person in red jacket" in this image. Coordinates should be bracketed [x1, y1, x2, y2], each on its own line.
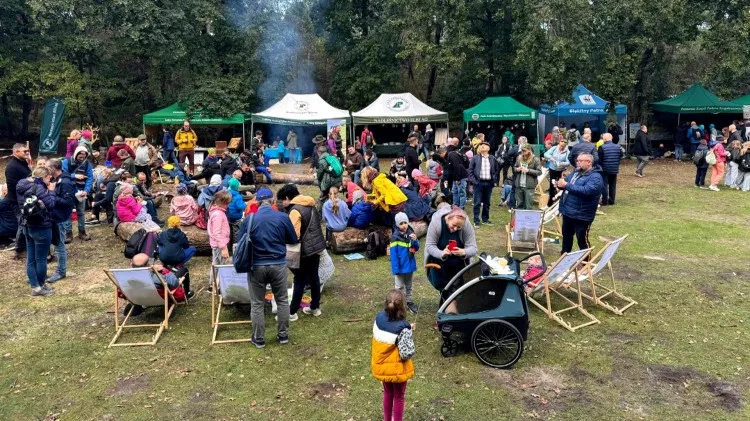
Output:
[105, 135, 135, 168]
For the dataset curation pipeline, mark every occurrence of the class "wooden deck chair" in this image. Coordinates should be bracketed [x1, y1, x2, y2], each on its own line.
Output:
[535, 168, 550, 209]
[526, 248, 600, 332]
[570, 235, 637, 315]
[541, 200, 563, 241]
[211, 265, 252, 345]
[506, 209, 544, 256]
[105, 267, 188, 347]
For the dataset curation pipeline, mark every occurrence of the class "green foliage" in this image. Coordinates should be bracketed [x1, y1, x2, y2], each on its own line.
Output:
[1, 0, 748, 140]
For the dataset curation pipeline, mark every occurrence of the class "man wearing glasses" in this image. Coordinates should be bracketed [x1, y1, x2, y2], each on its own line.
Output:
[555, 153, 603, 257]
[3, 143, 32, 257]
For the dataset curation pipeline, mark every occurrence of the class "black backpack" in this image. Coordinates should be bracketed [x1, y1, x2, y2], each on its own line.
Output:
[740, 153, 750, 172]
[124, 228, 147, 259]
[21, 188, 48, 226]
[365, 132, 373, 147]
[365, 229, 387, 260]
[692, 149, 707, 166]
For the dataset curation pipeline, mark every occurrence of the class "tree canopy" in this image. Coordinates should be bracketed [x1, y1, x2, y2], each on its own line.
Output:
[1, 0, 748, 142]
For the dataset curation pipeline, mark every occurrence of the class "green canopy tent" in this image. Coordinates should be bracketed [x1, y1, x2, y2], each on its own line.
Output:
[463, 96, 539, 153]
[733, 94, 750, 106]
[652, 84, 743, 122]
[142, 102, 249, 144]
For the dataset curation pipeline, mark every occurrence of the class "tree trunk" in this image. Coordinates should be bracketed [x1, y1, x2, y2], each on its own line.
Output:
[20, 93, 32, 140]
[1, 93, 13, 137]
[115, 222, 212, 255]
[425, 21, 443, 103]
[329, 220, 428, 254]
[360, 0, 369, 37]
[632, 46, 655, 124]
[254, 172, 318, 185]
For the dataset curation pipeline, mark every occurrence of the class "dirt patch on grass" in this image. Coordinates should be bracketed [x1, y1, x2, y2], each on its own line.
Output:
[706, 381, 743, 412]
[613, 266, 645, 282]
[607, 332, 642, 344]
[696, 283, 722, 301]
[307, 381, 348, 404]
[484, 366, 576, 416]
[105, 375, 149, 397]
[647, 364, 701, 385]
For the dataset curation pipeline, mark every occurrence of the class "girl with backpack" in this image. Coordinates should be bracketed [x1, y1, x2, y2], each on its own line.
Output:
[16, 167, 58, 297]
[693, 139, 709, 188]
[371, 289, 415, 421]
[708, 138, 730, 191]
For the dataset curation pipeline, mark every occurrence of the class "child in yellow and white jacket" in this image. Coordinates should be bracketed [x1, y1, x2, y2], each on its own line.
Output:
[372, 289, 415, 421]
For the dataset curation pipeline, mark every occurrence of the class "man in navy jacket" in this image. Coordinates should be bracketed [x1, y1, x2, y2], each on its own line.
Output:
[46, 159, 76, 282]
[597, 133, 623, 206]
[556, 153, 603, 256]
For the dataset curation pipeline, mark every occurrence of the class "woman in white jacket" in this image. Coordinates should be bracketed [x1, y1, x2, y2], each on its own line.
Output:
[544, 139, 571, 206]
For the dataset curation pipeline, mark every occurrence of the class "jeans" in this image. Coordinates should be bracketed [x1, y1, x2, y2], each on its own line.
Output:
[24, 225, 52, 288]
[353, 169, 362, 185]
[674, 144, 684, 161]
[695, 167, 708, 186]
[248, 264, 288, 342]
[635, 156, 649, 174]
[92, 201, 114, 223]
[561, 215, 592, 256]
[451, 179, 467, 210]
[290, 253, 321, 314]
[601, 172, 618, 205]
[383, 381, 407, 421]
[162, 149, 177, 164]
[54, 222, 67, 276]
[65, 197, 86, 235]
[501, 185, 515, 208]
[514, 186, 535, 210]
[690, 143, 698, 156]
[472, 180, 493, 223]
[145, 199, 159, 222]
[255, 166, 273, 184]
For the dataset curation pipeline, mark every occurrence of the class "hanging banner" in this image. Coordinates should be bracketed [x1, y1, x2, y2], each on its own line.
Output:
[743, 105, 750, 120]
[39, 98, 66, 154]
[327, 119, 347, 149]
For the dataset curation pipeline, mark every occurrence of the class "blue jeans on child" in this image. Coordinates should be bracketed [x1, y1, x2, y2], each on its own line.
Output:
[674, 144, 684, 161]
[452, 179, 467, 210]
[54, 222, 67, 277]
[24, 226, 52, 289]
[255, 166, 273, 184]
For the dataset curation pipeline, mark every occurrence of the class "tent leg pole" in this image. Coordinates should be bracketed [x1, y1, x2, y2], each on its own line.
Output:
[242, 121, 246, 151]
[249, 121, 254, 151]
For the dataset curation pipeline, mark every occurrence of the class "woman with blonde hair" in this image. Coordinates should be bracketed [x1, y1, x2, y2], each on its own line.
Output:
[66, 130, 81, 159]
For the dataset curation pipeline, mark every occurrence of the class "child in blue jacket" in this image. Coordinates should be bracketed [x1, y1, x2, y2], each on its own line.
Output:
[389, 212, 420, 313]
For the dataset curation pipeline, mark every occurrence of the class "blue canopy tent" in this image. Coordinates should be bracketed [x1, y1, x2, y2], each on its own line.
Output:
[539, 84, 627, 144]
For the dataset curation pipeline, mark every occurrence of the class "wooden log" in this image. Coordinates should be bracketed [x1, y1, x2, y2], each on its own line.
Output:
[115, 222, 212, 255]
[329, 220, 428, 254]
[254, 172, 318, 185]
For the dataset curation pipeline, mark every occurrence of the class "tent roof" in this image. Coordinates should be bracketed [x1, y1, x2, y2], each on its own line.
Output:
[352, 93, 448, 124]
[540, 84, 627, 117]
[732, 93, 750, 106]
[142, 103, 247, 125]
[652, 83, 743, 114]
[251, 93, 350, 125]
[463, 97, 537, 122]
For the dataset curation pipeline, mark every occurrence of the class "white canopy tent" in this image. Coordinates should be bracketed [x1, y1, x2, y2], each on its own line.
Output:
[352, 93, 449, 125]
[249, 93, 351, 150]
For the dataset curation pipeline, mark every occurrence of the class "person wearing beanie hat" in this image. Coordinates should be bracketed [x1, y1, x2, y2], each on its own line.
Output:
[198, 174, 225, 214]
[389, 212, 420, 313]
[348, 188, 375, 229]
[169, 183, 199, 226]
[61, 144, 94, 241]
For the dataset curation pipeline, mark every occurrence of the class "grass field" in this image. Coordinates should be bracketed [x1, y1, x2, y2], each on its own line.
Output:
[1, 158, 749, 420]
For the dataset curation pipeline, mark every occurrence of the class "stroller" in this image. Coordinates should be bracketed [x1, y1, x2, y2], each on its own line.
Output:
[435, 252, 546, 369]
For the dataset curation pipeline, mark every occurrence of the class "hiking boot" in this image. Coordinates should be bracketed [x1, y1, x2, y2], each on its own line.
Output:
[251, 337, 266, 349]
[42, 283, 55, 292]
[473, 222, 480, 228]
[31, 287, 54, 297]
[78, 231, 91, 241]
[277, 333, 289, 344]
[303, 307, 322, 317]
[47, 273, 65, 283]
[186, 290, 195, 299]
[407, 302, 419, 313]
[2, 242, 17, 252]
[64, 231, 73, 244]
